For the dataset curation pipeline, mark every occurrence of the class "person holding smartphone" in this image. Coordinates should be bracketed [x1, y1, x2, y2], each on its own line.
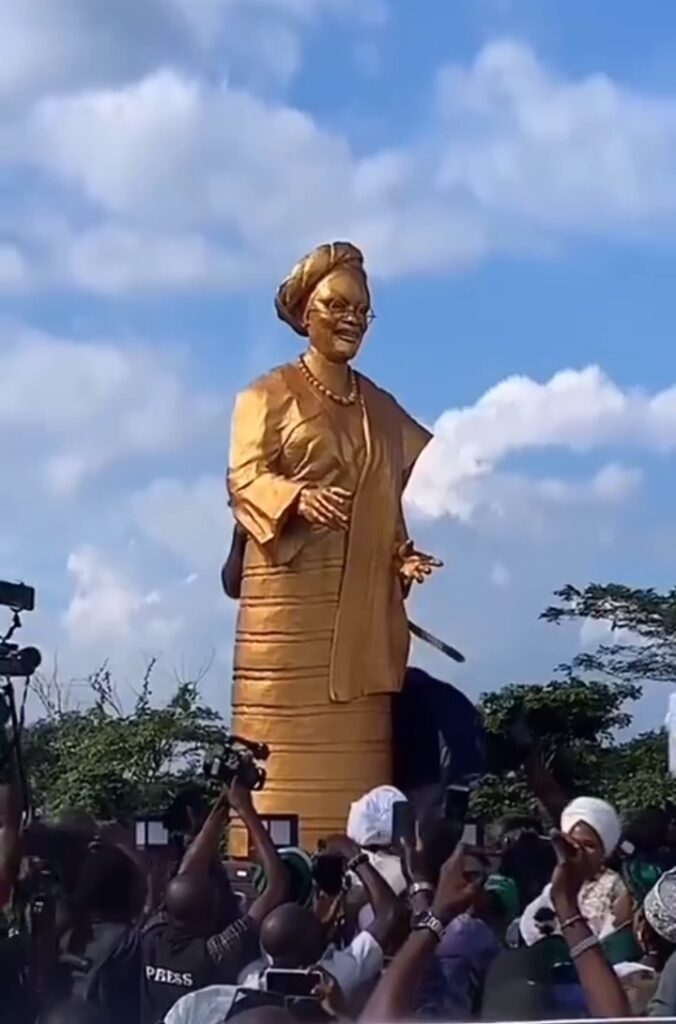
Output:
[519, 796, 626, 948]
[166, 831, 400, 1023]
[236, 832, 400, 1003]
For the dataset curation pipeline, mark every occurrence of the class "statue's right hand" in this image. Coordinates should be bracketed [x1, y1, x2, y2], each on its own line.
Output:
[297, 486, 352, 530]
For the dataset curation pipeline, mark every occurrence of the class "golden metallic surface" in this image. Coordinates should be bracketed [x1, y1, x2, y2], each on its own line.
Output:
[229, 694, 391, 856]
[227, 241, 438, 847]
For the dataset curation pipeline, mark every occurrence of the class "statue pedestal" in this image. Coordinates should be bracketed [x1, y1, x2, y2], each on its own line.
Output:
[229, 693, 392, 855]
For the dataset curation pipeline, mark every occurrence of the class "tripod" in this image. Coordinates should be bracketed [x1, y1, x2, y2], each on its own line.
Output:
[0, 679, 30, 818]
[0, 610, 35, 818]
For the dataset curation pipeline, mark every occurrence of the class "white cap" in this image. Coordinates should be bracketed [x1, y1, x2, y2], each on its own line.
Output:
[346, 784, 407, 847]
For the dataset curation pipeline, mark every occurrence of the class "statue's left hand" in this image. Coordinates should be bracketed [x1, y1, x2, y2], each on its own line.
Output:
[396, 540, 443, 585]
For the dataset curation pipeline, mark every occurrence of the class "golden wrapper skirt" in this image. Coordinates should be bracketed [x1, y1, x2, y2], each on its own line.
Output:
[228, 524, 394, 854]
[229, 696, 391, 855]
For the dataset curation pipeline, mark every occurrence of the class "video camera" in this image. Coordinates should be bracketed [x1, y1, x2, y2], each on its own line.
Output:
[204, 735, 269, 791]
[0, 581, 35, 613]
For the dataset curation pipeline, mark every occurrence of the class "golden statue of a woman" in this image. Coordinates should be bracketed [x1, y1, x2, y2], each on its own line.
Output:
[227, 242, 439, 853]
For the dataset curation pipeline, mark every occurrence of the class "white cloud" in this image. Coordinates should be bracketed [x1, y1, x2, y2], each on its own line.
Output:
[4, 38, 676, 292]
[490, 562, 511, 588]
[0, 319, 239, 700]
[4, 67, 500, 289]
[0, 0, 190, 105]
[435, 39, 676, 232]
[0, 326, 227, 494]
[407, 366, 673, 521]
[579, 616, 640, 651]
[0, 0, 387, 107]
[14, 38, 676, 294]
[17, 48, 523, 286]
[56, 540, 235, 707]
[0, 244, 29, 289]
[54, 222, 249, 295]
[586, 462, 644, 502]
[22, 71, 355, 237]
[46, 454, 91, 498]
[537, 463, 642, 505]
[169, 0, 388, 81]
[65, 544, 180, 647]
[131, 476, 231, 571]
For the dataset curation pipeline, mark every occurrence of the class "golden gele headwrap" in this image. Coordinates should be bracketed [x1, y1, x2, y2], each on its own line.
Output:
[275, 241, 366, 337]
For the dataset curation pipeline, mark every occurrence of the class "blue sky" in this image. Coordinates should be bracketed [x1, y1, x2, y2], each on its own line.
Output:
[3, 0, 676, 731]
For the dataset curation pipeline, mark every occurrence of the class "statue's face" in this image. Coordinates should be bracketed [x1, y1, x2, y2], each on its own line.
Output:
[304, 268, 372, 363]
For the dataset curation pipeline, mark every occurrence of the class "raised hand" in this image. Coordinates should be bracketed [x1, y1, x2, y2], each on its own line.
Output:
[297, 485, 352, 530]
[312, 965, 349, 1019]
[431, 845, 480, 925]
[396, 540, 443, 586]
[224, 778, 254, 818]
[551, 828, 593, 912]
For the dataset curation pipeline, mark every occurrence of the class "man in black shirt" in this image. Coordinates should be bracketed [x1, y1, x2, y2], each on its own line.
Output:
[60, 841, 146, 1023]
[164, 787, 241, 929]
[141, 781, 287, 1024]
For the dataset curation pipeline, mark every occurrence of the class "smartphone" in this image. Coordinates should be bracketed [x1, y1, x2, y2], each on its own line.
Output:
[443, 785, 470, 825]
[462, 847, 489, 886]
[312, 852, 346, 896]
[264, 968, 322, 998]
[392, 799, 416, 845]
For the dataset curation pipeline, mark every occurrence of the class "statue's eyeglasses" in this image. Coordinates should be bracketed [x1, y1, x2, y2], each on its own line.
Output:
[310, 298, 376, 326]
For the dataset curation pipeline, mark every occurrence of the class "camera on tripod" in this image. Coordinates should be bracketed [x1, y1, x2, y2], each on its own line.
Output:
[204, 735, 269, 791]
[0, 579, 41, 678]
[0, 645, 42, 678]
[0, 579, 40, 814]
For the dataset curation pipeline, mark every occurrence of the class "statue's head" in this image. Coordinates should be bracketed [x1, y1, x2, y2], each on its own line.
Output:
[275, 241, 374, 364]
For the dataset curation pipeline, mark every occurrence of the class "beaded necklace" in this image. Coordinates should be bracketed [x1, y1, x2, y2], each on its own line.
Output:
[298, 355, 358, 406]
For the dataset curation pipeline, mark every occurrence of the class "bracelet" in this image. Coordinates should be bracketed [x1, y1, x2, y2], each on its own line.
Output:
[409, 882, 435, 898]
[560, 913, 584, 930]
[347, 852, 369, 873]
[569, 934, 599, 960]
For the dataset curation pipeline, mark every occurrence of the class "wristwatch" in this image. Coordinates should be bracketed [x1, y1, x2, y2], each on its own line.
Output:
[411, 910, 445, 941]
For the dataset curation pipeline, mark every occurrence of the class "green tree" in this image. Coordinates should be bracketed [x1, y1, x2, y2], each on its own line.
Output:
[603, 730, 676, 815]
[542, 582, 676, 684]
[470, 581, 676, 822]
[531, 582, 676, 817]
[480, 676, 640, 740]
[23, 660, 226, 822]
[471, 676, 642, 822]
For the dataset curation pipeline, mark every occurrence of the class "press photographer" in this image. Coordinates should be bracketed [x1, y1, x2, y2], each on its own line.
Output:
[162, 736, 271, 925]
[141, 775, 288, 1024]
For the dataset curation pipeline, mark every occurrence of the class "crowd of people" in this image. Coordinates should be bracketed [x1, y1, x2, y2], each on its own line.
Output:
[5, 744, 676, 1024]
